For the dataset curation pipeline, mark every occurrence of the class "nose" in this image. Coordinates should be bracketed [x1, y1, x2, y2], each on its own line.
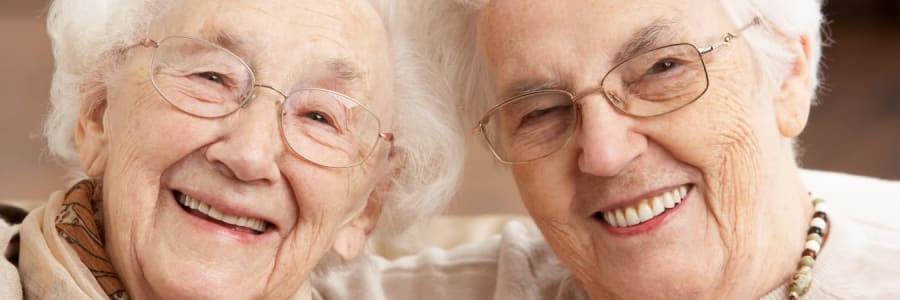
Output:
[575, 95, 646, 177]
[205, 88, 283, 183]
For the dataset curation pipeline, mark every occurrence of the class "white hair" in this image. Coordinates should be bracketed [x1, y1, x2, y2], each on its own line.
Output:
[44, 0, 463, 237]
[405, 0, 826, 128]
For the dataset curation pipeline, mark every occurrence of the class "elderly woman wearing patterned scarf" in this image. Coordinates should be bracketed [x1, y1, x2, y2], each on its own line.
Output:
[0, 0, 462, 299]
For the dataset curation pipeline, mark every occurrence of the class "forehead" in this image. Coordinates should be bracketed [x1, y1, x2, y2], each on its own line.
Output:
[476, 0, 726, 95]
[150, 0, 391, 106]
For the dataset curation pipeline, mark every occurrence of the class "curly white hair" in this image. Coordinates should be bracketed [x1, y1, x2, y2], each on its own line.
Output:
[43, 0, 464, 238]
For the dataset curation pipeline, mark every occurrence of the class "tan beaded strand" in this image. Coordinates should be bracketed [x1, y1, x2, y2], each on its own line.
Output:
[789, 197, 828, 300]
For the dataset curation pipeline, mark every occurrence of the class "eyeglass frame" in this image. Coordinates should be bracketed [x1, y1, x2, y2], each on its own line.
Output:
[472, 17, 762, 165]
[125, 36, 395, 169]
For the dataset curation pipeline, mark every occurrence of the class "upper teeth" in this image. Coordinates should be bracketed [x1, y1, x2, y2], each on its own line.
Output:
[603, 185, 688, 228]
[178, 194, 268, 233]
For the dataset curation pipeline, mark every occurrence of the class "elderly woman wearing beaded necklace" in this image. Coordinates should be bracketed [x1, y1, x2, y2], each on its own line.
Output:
[337, 0, 900, 299]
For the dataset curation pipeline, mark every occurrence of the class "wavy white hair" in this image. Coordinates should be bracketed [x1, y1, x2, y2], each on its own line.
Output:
[43, 0, 464, 237]
[405, 0, 826, 128]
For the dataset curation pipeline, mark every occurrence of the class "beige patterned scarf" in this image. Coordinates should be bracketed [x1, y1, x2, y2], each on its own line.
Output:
[55, 180, 128, 299]
[19, 180, 129, 299]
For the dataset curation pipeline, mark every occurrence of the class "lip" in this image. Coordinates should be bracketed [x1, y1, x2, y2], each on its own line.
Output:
[168, 188, 279, 241]
[593, 184, 692, 237]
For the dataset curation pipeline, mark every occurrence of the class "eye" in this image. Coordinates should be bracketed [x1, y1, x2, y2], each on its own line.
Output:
[518, 104, 570, 128]
[305, 112, 333, 125]
[197, 71, 226, 85]
[646, 60, 678, 75]
[523, 107, 555, 120]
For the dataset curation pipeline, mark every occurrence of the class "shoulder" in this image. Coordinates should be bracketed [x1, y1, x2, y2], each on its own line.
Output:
[800, 169, 900, 208]
[800, 169, 900, 298]
[811, 212, 900, 299]
[314, 220, 583, 300]
[0, 204, 25, 300]
[800, 169, 900, 227]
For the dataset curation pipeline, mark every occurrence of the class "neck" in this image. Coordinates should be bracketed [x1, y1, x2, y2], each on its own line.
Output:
[749, 160, 813, 297]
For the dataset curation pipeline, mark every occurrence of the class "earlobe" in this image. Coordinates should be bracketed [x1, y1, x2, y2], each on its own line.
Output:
[331, 150, 398, 260]
[774, 36, 814, 138]
[331, 198, 383, 260]
[75, 98, 110, 177]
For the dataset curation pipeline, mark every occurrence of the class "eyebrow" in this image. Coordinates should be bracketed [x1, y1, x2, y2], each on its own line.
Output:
[203, 28, 363, 85]
[205, 29, 247, 55]
[499, 19, 679, 101]
[611, 19, 679, 65]
[200, 29, 258, 70]
[326, 58, 364, 81]
[503, 80, 569, 100]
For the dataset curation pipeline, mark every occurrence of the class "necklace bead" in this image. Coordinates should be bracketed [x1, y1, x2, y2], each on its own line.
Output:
[789, 197, 829, 299]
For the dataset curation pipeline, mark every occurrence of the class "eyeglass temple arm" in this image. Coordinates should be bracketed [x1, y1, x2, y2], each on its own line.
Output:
[379, 132, 395, 155]
[698, 16, 762, 54]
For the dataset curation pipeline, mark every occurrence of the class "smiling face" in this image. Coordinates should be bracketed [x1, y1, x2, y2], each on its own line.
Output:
[74, 0, 394, 299]
[476, 0, 813, 298]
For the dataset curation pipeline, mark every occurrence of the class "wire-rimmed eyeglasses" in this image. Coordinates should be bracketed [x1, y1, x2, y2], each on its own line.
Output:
[473, 17, 762, 164]
[129, 36, 393, 168]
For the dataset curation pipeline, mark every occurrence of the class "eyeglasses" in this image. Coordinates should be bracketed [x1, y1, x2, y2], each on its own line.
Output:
[131, 36, 393, 168]
[473, 17, 761, 164]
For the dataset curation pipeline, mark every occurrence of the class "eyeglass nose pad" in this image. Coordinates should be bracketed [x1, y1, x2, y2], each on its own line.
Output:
[606, 91, 624, 107]
[239, 91, 258, 110]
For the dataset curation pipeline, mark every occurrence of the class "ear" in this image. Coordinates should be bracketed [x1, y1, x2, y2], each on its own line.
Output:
[331, 149, 403, 260]
[74, 93, 110, 177]
[774, 35, 814, 138]
[331, 197, 383, 260]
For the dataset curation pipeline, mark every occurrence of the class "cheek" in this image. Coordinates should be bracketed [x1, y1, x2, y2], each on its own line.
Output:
[656, 68, 768, 241]
[659, 52, 767, 183]
[282, 164, 362, 230]
[511, 161, 575, 220]
[100, 78, 225, 244]
[104, 76, 217, 181]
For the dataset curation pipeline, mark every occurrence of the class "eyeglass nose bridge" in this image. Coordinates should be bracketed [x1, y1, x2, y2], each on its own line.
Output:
[572, 85, 629, 117]
[247, 84, 290, 107]
[237, 83, 322, 166]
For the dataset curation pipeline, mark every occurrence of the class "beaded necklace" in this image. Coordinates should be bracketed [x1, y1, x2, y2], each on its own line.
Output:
[788, 197, 829, 299]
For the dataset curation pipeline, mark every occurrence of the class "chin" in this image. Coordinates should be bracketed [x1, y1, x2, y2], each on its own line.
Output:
[101, 181, 297, 299]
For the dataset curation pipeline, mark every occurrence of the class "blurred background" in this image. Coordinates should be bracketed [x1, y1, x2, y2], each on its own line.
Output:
[2, 1, 899, 214]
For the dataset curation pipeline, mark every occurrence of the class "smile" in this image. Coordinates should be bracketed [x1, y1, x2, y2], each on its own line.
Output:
[175, 191, 269, 234]
[598, 185, 689, 228]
